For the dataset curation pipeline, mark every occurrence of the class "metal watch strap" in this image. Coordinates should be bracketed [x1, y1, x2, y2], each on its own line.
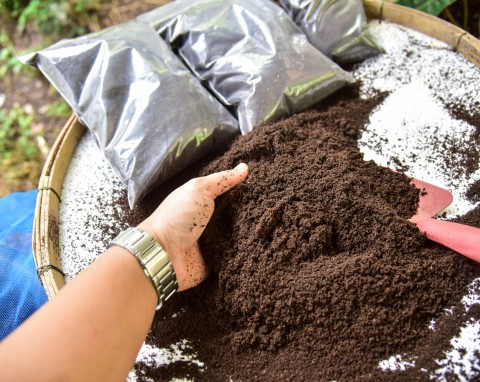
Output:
[109, 227, 178, 308]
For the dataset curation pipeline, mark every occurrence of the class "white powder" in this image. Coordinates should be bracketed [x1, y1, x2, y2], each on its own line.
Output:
[58, 20, 480, 381]
[435, 320, 480, 381]
[379, 354, 416, 372]
[59, 133, 128, 281]
[135, 341, 204, 369]
[355, 22, 480, 116]
[356, 22, 480, 219]
[128, 341, 205, 382]
[359, 81, 479, 216]
[355, 21, 480, 378]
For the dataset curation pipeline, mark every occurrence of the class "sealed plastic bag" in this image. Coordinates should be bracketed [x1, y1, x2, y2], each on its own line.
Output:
[279, 0, 382, 64]
[138, 0, 353, 134]
[23, 20, 239, 208]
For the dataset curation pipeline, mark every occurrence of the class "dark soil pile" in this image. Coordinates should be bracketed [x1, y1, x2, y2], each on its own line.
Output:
[131, 86, 480, 381]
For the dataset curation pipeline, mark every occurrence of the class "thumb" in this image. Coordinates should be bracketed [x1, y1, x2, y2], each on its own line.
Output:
[195, 163, 249, 199]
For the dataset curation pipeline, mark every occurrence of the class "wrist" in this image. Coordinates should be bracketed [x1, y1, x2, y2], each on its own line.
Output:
[137, 220, 168, 252]
[137, 220, 185, 292]
[105, 245, 159, 308]
[109, 227, 178, 308]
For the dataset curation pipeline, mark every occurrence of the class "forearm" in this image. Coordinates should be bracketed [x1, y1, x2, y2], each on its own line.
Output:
[0, 246, 157, 382]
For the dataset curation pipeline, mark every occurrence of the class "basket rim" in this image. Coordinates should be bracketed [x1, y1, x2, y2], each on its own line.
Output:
[33, 115, 85, 298]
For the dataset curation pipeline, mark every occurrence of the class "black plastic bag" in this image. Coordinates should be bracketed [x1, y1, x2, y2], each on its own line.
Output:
[138, 0, 354, 134]
[279, 0, 383, 64]
[23, 20, 239, 208]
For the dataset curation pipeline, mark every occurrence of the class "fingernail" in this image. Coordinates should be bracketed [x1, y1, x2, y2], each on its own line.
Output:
[235, 163, 247, 171]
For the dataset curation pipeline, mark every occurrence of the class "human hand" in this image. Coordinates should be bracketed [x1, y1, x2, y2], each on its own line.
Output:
[138, 163, 248, 292]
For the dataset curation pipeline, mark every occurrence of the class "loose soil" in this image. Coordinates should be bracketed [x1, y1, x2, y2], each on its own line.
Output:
[126, 86, 480, 381]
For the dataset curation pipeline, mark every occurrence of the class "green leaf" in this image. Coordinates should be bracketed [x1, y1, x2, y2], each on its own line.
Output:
[46, 101, 71, 118]
[0, 48, 10, 60]
[396, 0, 458, 16]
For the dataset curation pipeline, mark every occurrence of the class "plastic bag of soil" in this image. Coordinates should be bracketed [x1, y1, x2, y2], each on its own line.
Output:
[279, 0, 383, 64]
[22, 20, 239, 208]
[137, 0, 354, 134]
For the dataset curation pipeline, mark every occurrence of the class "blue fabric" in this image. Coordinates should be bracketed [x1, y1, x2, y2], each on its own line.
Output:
[0, 190, 48, 340]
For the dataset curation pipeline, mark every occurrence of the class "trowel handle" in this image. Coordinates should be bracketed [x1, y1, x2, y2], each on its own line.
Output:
[419, 218, 480, 262]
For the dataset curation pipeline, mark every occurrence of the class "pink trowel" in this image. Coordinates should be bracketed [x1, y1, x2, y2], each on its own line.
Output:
[409, 178, 480, 263]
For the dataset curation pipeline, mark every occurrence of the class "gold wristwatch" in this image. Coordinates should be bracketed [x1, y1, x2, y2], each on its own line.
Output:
[109, 227, 178, 309]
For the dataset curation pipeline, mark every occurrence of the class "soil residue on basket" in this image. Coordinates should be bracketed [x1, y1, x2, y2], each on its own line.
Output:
[129, 85, 480, 381]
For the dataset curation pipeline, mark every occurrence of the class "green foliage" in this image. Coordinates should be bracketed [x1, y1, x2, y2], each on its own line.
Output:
[46, 101, 71, 119]
[0, 32, 35, 79]
[2, 0, 99, 37]
[0, 102, 45, 183]
[0, 0, 25, 16]
[397, 0, 479, 37]
[396, 0, 458, 16]
[0, 103, 38, 162]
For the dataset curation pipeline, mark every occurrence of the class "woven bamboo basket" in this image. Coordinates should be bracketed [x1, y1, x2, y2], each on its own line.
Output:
[33, 0, 480, 299]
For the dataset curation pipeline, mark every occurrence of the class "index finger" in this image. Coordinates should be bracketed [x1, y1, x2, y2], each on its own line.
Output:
[194, 163, 249, 199]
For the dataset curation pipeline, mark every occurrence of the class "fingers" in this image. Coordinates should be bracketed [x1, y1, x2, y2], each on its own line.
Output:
[192, 163, 249, 199]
